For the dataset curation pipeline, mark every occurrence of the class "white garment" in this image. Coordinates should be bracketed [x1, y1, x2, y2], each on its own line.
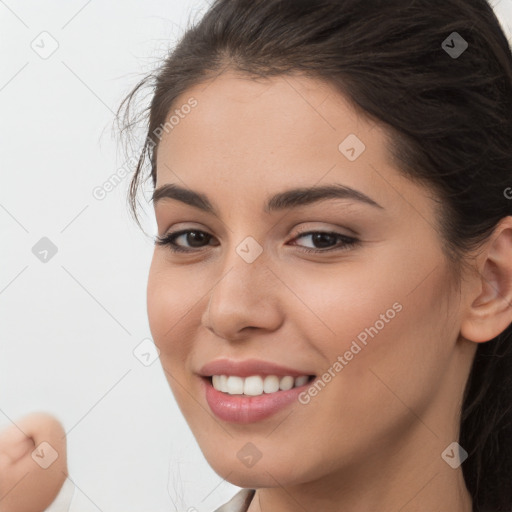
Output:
[45, 481, 253, 512]
[44, 478, 76, 512]
[214, 489, 255, 512]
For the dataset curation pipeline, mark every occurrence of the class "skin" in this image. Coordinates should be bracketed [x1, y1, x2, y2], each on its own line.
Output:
[0, 413, 68, 512]
[147, 71, 512, 512]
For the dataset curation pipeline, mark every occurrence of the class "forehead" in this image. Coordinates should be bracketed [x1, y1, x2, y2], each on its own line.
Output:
[153, 72, 437, 225]
[156, 72, 388, 180]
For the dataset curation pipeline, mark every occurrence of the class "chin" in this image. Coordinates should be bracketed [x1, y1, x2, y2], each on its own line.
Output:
[203, 448, 307, 489]
[214, 464, 293, 489]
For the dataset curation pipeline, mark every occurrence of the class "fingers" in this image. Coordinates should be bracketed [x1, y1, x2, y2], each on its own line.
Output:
[0, 413, 68, 512]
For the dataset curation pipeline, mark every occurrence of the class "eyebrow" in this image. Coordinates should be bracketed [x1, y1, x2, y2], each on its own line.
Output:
[151, 183, 384, 214]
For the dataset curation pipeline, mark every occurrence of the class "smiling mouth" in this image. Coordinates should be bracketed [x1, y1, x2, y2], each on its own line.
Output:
[205, 374, 316, 396]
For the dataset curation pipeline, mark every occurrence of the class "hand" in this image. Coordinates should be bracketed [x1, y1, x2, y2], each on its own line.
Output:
[0, 413, 68, 512]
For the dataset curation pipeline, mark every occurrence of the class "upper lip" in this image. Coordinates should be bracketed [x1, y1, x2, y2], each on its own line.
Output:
[198, 358, 315, 378]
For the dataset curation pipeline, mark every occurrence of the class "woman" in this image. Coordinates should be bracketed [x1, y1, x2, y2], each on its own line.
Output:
[117, 0, 512, 511]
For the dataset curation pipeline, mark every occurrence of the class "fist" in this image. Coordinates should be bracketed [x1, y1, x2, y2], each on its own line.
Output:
[0, 413, 68, 512]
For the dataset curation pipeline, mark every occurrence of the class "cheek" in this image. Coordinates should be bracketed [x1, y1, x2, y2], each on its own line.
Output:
[147, 260, 194, 356]
[147, 268, 196, 407]
[146, 269, 170, 345]
[277, 259, 405, 354]
[284, 254, 453, 400]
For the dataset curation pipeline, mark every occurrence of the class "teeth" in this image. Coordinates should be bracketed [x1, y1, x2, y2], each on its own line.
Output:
[227, 376, 244, 395]
[211, 374, 311, 396]
[280, 376, 294, 391]
[263, 375, 280, 393]
[294, 375, 309, 387]
[244, 376, 263, 396]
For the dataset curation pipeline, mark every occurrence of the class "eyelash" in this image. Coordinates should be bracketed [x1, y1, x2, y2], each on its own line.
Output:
[154, 228, 359, 254]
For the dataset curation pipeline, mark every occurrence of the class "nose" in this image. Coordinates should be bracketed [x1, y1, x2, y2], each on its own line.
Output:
[201, 251, 284, 341]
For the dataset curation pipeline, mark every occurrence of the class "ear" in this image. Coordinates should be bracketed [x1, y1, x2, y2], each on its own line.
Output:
[460, 216, 512, 343]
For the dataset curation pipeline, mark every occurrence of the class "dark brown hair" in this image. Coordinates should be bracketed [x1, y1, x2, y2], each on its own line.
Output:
[116, 1, 512, 510]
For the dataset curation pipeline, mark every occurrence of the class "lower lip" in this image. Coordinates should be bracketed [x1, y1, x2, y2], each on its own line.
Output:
[202, 377, 312, 424]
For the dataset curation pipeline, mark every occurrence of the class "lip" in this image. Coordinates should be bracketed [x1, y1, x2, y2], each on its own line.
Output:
[198, 358, 314, 378]
[201, 376, 314, 424]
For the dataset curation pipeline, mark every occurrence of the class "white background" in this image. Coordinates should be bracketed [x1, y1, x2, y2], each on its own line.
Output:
[1, 1, 511, 511]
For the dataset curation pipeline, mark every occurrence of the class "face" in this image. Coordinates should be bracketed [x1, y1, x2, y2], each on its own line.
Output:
[147, 72, 476, 489]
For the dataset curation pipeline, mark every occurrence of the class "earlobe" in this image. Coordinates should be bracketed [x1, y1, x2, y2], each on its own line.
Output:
[460, 217, 512, 344]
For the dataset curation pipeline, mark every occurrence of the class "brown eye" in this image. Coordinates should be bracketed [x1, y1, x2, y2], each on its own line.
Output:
[155, 229, 217, 252]
[289, 231, 359, 253]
